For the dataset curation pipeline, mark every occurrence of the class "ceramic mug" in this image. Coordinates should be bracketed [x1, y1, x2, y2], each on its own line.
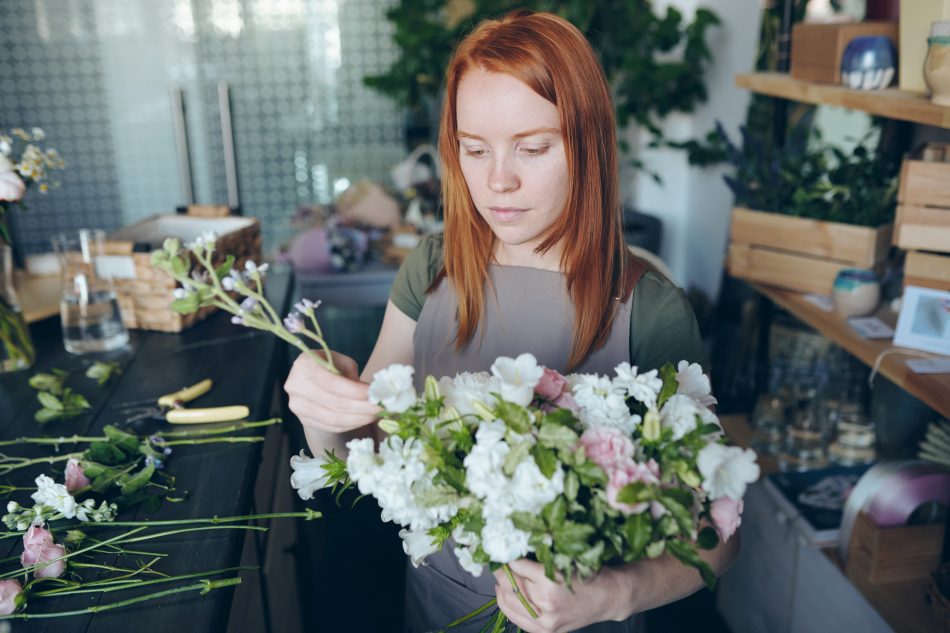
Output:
[924, 22, 950, 107]
[832, 268, 880, 318]
[841, 35, 896, 90]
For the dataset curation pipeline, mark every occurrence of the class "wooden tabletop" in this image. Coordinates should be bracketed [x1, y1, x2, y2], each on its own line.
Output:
[0, 269, 293, 631]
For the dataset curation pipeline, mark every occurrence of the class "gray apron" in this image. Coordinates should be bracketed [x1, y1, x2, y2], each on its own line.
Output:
[406, 263, 647, 633]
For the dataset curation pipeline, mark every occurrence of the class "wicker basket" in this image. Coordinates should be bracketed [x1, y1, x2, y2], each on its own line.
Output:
[103, 215, 261, 332]
[930, 562, 950, 633]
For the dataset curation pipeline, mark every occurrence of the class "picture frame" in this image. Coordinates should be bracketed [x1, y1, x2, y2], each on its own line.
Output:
[893, 285, 950, 356]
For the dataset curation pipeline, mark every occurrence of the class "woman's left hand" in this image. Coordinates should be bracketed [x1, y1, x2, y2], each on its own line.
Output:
[493, 559, 631, 633]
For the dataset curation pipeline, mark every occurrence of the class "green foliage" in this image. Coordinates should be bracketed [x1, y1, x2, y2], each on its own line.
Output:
[34, 388, 91, 424]
[364, 0, 721, 160]
[28, 368, 68, 395]
[86, 361, 121, 386]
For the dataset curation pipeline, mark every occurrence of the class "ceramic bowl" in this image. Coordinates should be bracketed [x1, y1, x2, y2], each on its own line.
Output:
[841, 36, 896, 90]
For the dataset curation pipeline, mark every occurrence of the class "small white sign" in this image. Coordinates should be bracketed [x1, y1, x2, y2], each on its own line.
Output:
[907, 359, 950, 374]
[847, 316, 894, 340]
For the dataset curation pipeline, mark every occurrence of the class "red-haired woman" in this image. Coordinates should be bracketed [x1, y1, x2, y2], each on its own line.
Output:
[285, 10, 737, 632]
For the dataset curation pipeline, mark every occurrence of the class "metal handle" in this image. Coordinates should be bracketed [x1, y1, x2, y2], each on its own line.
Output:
[217, 81, 240, 210]
[170, 86, 194, 206]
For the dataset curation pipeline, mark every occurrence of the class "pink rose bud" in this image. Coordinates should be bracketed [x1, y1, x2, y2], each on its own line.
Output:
[33, 544, 67, 579]
[579, 426, 635, 471]
[710, 497, 744, 543]
[21, 524, 67, 578]
[553, 392, 581, 415]
[0, 579, 23, 615]
[65, 458, 91, 492]
[605, 460, 660, 515]
[535, 367, 569, 400]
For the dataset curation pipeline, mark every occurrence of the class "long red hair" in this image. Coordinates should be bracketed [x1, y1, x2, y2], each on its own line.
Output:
[438, 10, 628, 371]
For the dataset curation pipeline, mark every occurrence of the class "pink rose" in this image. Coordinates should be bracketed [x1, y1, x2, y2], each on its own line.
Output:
[21, 525, 67, 578]
[535, 367, 569, 400]
[605, 459, 661, 515]
[65, 458, 91, 492]
[553, 392, 581, 414]
[579, 426, 634, 471]
[710, 497, 744, 542]
[0, 171, 25, 203]
[0, 579, 23, 615]
[22, 524, 53, 550]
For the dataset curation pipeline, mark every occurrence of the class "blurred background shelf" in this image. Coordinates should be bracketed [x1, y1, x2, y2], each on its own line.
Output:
[14, 272, 59, 324]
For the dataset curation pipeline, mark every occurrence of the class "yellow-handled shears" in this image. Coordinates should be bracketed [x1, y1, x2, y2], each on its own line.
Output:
[118, 379, 249, 425]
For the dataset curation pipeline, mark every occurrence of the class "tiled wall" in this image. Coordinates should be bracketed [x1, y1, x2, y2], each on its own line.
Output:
[1, 0, 406, 256]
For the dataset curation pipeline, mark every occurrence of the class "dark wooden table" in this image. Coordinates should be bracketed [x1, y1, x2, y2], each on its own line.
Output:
[0, 270, 293, 632]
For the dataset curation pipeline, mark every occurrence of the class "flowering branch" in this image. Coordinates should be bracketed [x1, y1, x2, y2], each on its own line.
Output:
[150, 235, 338, 374]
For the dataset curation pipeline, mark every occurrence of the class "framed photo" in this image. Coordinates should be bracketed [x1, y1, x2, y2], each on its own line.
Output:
[894, 286, 950, 356]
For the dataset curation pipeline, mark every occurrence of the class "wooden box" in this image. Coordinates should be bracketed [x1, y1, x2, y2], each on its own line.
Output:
[904, 250, 950, 291]
[727, 207, 892, 295]
[895, 159, 950, 253]
[791, 21, 899, 84]
[846, 511, 945, 584]
[103, 215, 261, 332]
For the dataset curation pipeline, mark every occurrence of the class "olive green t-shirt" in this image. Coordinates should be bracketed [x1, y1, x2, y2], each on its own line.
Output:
[390, 235, 709, 372]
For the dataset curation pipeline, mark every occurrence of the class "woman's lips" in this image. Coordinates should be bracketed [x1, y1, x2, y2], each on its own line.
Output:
[489, 206, 528, 222]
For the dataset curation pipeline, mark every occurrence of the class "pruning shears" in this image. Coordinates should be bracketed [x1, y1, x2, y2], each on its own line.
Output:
[117, 379, 249, 425]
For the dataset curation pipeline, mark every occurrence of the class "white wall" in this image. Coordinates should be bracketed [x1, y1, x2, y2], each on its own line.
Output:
[626, 0, 761, 300]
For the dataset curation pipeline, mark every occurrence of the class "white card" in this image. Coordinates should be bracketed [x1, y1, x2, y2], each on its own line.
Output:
[848, 317, 894, 339]
[906, 359, 950, 374]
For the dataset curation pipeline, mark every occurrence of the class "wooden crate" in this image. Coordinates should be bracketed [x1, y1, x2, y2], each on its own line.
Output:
[895, 159, 950, 253]
[791, 21, 899, 84]
[104, 215, 261, 332]
[727, 207, 892, 295]
[904, 250, 950, 291]
[846, 511, 945, 585]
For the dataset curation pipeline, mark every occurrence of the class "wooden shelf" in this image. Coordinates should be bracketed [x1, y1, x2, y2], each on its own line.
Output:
[752, 283, 950, 420]
[736, 72, 950, 129]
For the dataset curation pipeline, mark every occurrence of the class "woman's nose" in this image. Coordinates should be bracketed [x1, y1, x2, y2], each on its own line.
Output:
[488, 157, 519, 193]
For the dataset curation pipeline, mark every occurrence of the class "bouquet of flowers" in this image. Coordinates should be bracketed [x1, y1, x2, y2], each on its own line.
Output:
[293, 353, 759, 626]
[0, 127, 65, 244]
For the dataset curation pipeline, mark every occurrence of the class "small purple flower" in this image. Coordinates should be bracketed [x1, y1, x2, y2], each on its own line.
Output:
[222, 276, 236, 291]
[283, 312, 304, 333]
[294, 298, 321, 315]
[231, 315, 244, 325]
[239, 297, 258, 313]
[163, 447, 172, 456]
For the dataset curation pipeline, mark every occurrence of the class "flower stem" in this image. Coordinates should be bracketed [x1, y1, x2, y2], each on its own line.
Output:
[156, 418, 280, 438]
[1, 577, 242, 619]
[80, 509, 321, 528]
[0, 453, 77, 476]
[444, 597, 498, 629]
[0, 436, 104, 447]
[503, 564, 539, 619]
[156, 437, 264, 447]
[32, 565, 255, 598]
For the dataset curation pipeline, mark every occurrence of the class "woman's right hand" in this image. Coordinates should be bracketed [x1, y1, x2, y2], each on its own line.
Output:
[284, 350, 382, 434]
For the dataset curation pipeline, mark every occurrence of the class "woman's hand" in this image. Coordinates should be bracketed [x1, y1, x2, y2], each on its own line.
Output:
[493, 559, 631, 633]
[284, 350, 381, 435]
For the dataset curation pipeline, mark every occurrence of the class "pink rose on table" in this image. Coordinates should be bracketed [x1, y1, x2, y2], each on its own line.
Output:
[65, 458, 91, 492]
[710, 497, 743, 542]
[579, 426, 635, 471]
[21, 524, 67, 578]
[0, 579, 22, 615]
[535, 367, 569, 400]
[605, 459, 661, 515]
[0, 170, 25, 202]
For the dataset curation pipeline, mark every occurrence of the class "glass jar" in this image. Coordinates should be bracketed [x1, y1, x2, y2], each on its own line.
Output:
[0, 242, 35, 372]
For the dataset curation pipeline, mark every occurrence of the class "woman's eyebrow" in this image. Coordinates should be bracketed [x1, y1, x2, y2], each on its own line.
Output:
[456, 127, 561, 141]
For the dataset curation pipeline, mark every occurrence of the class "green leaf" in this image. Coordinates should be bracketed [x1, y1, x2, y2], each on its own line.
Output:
[541, 409, 577, 427]
[696, 526, 719, 550]
[510, 511, 547, 533]
[530, 444, 558, 479]
[553, 521, 596, 555]
[624, 513, 652, 559]
[656, 363, 678, 408]
[495, 400, 531, 434]
[29, 372, 66, 395]
[616, 481, 654, 506]
[542, 497, 567, 530]
[502, 440, 533, 477]
[119, 463, 155, 496]
[658, 492, 695, 536]
[699, 423, 722, 436]
[170, 255, 187, 277]
[85, 442, 126, 466]
[573, 460, 608, 486]
[170, 295, 199, 314]
[535, 542, 556, 581]
[538, 423, 578, 451]
[103, 425, 138, 444]
[37, 391, 63, 411]
[64, 391, 91, 410]
[645, 540, 666, 559]
[86, 361, 121, 385]
[35, 408, 62, 424]
[564, 470, 579, 502]
[214, 254, 235, 281]
[578, 541, 605, 569]
[667, 540, 717, 590]
[80, 461, 109, 478]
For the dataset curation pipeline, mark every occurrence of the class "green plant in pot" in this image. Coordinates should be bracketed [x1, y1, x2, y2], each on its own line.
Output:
[364, 0, 721, 175]
[0, 127, 65, 372]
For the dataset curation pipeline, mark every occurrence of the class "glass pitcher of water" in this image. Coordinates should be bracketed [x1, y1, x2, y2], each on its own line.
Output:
[51, 229, 129, 354]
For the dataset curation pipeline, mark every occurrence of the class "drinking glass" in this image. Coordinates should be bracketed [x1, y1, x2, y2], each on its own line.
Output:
[51, 229, 129, 354]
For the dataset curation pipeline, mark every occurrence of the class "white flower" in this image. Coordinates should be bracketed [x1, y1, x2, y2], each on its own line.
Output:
[660, 394, 721, 441]
[0, 171, 25, 203]
[490, 353, 544, 407]
[481, 517, 531, 563]
[0, 135, 11, 156]
[613, 363, 663, 408]
[368, 364, 416, 413]
[464, 425, 510, 500]
[453, 525, 479, 547]
[31, 475, 77, 519]
[676, 361, 717, 407]
[222, 276, 237, 291]
[438, 372, 499, 417]
[245, 260, 269, 276]
[0, 154, 14, 173]
[510, 458, 563, 514]
[454, 545, 484, 577]
[31, 127, 45, 141]
[400, 528, 439, 567]
[289, 451, 331, 500]
[697, 443, 760, 500]
[571, 374, 640, 433]
[345, 437, 381, 493]
[172, 288, 190, 300]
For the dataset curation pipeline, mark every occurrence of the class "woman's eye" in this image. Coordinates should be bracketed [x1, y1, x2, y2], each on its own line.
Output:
[463, 147, 487, 158]
[520, 146, 549, 156]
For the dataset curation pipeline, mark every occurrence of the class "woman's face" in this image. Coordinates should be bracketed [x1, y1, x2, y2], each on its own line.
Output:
[455, 68, 569, 265]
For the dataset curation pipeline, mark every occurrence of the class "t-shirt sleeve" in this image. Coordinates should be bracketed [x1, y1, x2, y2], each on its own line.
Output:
[629, 272, 709, 373]
[388, 234, 443, 321]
